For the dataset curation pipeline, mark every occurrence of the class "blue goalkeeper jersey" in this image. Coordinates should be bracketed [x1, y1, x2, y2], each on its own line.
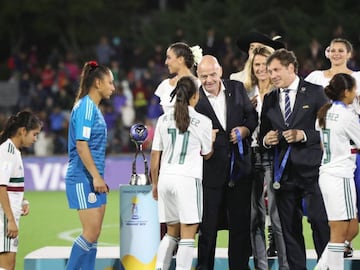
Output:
[65, 95, 107, 185]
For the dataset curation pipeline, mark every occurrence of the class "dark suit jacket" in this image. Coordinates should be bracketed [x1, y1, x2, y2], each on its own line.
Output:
[195, 79, 258, 188]
[259, 78, 328, 179]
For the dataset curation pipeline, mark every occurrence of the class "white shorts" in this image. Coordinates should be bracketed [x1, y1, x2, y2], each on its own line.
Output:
[157, 174, 202, 224]
[0, 193, 23, 253]
[319, 172, 357, 221]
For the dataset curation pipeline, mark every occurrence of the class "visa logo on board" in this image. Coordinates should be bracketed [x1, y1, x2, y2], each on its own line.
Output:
[25, 163, 67, 191]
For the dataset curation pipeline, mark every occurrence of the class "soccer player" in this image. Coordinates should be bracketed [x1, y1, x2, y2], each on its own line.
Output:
[155, 42, 202, 113]
[151, 76, 216, 270]
[306, 38, 360, 257]
[0, 111, 42, 270]
[65, 61, 115, 270]
[316, 73, 360, 270]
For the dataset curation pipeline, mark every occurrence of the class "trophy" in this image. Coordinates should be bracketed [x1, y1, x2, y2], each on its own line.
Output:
[129, 123, 150, 185]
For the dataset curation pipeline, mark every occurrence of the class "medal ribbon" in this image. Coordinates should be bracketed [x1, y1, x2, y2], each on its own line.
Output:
[229, 129, 244, 184]
[274, 145, 291, 185]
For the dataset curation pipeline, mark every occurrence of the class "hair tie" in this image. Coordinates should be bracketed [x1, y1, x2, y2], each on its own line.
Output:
[176, 95, 185, 103]
[87, 61, 99, 68]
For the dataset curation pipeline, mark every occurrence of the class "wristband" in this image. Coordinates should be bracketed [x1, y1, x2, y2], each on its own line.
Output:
[22, 200, 30, 206]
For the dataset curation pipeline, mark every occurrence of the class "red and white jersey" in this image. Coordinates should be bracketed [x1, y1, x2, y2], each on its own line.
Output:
[317, 102, 360, 178]
[152, 106, 212, 179]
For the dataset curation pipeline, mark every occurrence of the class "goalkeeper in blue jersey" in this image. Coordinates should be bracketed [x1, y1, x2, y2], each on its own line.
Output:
[65, 61, 115, 270]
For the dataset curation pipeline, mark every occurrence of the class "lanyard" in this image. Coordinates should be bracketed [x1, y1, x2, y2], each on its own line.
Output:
[273, 145, 291, 189]
[229, 129, 244, 187]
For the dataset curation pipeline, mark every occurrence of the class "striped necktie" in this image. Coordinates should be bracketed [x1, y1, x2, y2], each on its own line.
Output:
[284, 89, 291, 125]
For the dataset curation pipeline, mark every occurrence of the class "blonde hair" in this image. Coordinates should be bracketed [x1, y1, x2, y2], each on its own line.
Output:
[243, 45, 274, 91]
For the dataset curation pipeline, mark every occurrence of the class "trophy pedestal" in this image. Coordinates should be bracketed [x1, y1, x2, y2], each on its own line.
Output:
[119, 185, 160, 270]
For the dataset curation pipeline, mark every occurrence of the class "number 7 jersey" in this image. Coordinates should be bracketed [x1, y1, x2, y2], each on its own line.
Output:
[152, 107, 213, 179]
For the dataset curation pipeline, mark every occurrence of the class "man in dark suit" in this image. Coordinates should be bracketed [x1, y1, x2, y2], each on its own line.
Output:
[259, 49, 330, 270]
[195, 55, 258, 270]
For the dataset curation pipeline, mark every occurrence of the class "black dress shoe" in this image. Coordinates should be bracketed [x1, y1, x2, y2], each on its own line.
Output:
[267, 246, 278, 257]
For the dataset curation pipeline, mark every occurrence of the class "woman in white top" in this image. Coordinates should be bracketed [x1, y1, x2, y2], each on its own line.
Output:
[306, 38, 360, 109]
[316, 73, 360, 270]
[155, 42, 202, 113]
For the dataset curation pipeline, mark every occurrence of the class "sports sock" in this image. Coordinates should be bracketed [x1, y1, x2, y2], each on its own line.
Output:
[65, 235, 92, 270]
[81, 241, 98, 270]
[327, 243, 345, 270]
[155, 234, 179, 270]
[175, 239, 195, 270]
[315, 243, 328, 269]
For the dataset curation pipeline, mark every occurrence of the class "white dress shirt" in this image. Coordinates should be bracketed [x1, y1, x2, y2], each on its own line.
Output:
[204, 81, 227, 130]
[279, 76, 299, 119]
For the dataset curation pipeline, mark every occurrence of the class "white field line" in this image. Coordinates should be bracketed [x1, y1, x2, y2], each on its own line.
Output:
[57, 224, 118, 246]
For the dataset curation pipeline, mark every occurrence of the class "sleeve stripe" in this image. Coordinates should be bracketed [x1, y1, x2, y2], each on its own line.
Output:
[85, 99, 93, 121]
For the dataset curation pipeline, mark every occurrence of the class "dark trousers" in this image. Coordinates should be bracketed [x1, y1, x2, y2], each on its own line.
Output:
[197, 181, 252, 270]
[276, 168, 330, 270]
[250, 150, 268, 270]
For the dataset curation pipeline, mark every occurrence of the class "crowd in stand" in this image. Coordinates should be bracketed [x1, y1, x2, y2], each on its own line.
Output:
[2, 29, 360, 156]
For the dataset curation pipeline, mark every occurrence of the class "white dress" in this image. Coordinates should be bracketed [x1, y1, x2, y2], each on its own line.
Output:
[306, 70, 360, 113]
[306, 70, 360, 94]
[230, 70, 246, 83]
[155, 78, 201, 113]
[154, 79, 175, 113]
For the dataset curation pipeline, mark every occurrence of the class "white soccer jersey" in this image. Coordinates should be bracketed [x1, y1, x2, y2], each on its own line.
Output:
[318, 103, 360, 178]
[0, 139, 24, 252]
[0, 139, 24, 192]
[152, 106, 212, 179]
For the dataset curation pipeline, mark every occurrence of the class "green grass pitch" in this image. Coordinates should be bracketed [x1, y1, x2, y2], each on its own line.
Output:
[17, 190, 360, 270]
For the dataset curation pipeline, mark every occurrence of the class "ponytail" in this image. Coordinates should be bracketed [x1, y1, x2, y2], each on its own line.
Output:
[317, 73, 356, 129]
[170, 76, 198, 133]
[317, 103, 332, 129]
[0, 111, 42, 144]
[75, 60, 110, 104]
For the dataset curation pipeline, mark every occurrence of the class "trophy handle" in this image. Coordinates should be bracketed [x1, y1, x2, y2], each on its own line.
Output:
[131, 147, 150, 185]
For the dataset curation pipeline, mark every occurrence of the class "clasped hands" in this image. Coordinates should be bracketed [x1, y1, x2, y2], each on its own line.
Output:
[230, 126, 250, 144]
[265, 129, 304, 146]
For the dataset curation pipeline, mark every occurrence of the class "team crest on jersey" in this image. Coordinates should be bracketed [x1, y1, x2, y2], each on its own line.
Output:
[88, 192, 97, 203]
